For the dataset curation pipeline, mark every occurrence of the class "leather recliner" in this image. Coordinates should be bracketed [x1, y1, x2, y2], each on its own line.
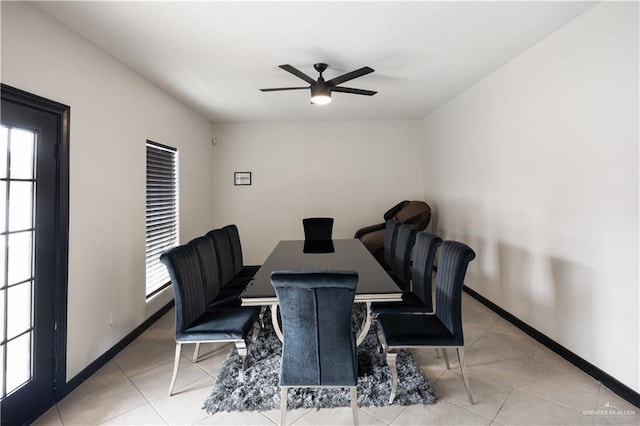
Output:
[355, 200, 432, 265]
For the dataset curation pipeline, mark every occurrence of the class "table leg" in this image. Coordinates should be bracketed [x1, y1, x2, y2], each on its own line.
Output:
[356, 301, 373, 346]
[271, 303, 284, 342]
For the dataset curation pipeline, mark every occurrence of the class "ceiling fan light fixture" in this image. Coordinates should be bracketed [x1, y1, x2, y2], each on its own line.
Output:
[310, 85, 332, 105]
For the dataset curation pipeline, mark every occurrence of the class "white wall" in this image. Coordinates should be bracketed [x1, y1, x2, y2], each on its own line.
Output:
[211, 120, 425, 263]
[1, 2, 216, 380]
[421, 2, 639, 391]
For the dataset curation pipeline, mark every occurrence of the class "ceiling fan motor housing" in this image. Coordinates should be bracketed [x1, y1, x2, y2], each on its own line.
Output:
[313, 63, 328, 74]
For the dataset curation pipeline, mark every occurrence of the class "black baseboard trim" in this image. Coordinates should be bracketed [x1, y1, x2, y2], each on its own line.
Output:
[58, 300, 174, 401]
[463, 286, 640, 408]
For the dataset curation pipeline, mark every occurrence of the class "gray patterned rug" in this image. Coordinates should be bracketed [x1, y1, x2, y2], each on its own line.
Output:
[203, 305, 437, 414]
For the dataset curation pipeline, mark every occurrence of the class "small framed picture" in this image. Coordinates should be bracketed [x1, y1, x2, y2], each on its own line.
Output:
[234, 172, 252, 186]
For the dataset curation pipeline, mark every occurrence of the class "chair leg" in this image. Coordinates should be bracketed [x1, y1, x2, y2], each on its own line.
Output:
[193, 342, 201, 362]
[442, 348, 450, 369]
[235, 340, 248, 382]
[350, 386, 359, 425]
[386, 349, 399, 405]
[356, 301, 373, 346]
[168, 343, 182, 396]
[271, 303, 284, 342]
[435, 348, 441, 359]
[376, 326, 386, 354]
[457, 348, 474, 404]
[252, 319, 261, 342]
[280, 387, 288, 426]
[259, 305, 266, 327]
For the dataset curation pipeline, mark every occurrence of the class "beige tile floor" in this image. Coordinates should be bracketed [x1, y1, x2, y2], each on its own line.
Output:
[33, 294, 639, 425]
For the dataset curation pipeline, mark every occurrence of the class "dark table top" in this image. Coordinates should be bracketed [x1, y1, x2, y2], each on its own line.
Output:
[241, 239, 402, 306]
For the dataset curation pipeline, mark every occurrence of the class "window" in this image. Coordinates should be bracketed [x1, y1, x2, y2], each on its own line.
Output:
[1, 125, 37, 398]
[145, 141, 178, 298]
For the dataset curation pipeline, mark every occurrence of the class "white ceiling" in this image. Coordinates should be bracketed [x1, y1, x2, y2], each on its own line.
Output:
[34, 1, 597, 123]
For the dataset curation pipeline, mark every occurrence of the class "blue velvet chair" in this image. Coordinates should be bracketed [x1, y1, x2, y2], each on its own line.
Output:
[207, 229, 235, 287]
[383, 219, 401, 271]
[376, 240, 476, 404]
[222, 224, 260, 278]
[207, 228, 250, 291]
[188, 235, 240, 308]
[302, 217, 334, 241]
[271, 270, 359, 425]
[160, 244, 259, 396]
[389, 224, 417, 291]
[371, 231, 442, 315]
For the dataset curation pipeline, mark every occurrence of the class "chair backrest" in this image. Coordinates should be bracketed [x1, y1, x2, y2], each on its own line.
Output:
[383, 219, 401, 269]
[160, 244, 206, 335]
[207, 229, 235, 287]
[188, 235, 221, 304]
[392, 224, 418, 289]
[383, 200, 410, 221]
[222, 224, 243, 275]
[435, 241, 476, 340]
[302, 217, 334, 241]
[410, 232, 443, 311]
[271, 270, 358, 387]
[395, 201, 431, 231]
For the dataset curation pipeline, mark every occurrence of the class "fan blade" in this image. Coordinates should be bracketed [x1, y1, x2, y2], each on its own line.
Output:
[331, 86, 377, 96]
[279, 64, 317, 85]
[326, 66, 375, 86]
[260, 87, 309, 92]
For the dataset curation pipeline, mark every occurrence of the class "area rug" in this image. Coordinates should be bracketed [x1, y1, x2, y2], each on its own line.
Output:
[203, 305, 437, 414]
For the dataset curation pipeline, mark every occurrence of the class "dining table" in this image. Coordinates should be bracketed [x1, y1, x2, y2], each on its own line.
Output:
[241, 238, 402, 345]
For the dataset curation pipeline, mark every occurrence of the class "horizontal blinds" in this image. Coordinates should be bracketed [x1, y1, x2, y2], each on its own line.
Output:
[145, 141, 178, 297]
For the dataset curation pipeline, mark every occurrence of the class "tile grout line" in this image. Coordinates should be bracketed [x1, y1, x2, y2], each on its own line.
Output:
[490, 386, 516, 424]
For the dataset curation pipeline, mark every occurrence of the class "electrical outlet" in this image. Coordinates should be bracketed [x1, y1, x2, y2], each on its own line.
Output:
[110, 312, 116, 327]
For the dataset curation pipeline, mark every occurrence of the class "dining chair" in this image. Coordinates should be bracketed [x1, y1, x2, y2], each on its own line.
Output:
[371, 231, 442, 315]
[207, 229, 235, 287]
[390, 223, 418, 291]
[376, 240, 476, 404]
[271, 270, 359, 426]
[160, 244, 259, 396]
[382, 218, 401, 271]
[188, 235, 241, 308]
[207, 228, 250, 292]
[222, 224, 260, 278]
[302, 217, 334, 241]
[188, 235, 256, 362]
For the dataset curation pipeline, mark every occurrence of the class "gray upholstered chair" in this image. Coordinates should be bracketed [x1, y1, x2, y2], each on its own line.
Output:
[271, 270, 359, 426]
[405, 231, 441, 312]
[371, 231, 442, 315]
[188, 235, 241, 308]
[160, 244, 259, 396]
[383, 219, 401, 271]
[207, 229, 236, 287]
[207, 228, 250, 291]
[302, 217, 334, 241]
[222, 224, 260, 278]
[376, 240, 476, 404]
[389, 223, 417, 291]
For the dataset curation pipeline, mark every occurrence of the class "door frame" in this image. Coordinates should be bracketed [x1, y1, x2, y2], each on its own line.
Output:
[1, 84, 70, 402]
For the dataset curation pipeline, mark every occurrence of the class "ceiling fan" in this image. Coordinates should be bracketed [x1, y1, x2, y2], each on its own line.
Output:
[260, 63, 377, 105]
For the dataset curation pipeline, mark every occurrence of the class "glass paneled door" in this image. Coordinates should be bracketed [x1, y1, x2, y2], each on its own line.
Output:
[0, 87, 69, 425]
[1, 125, 39, 396]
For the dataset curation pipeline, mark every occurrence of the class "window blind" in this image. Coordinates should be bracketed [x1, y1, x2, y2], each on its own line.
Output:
[145, 141, 178, 297]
